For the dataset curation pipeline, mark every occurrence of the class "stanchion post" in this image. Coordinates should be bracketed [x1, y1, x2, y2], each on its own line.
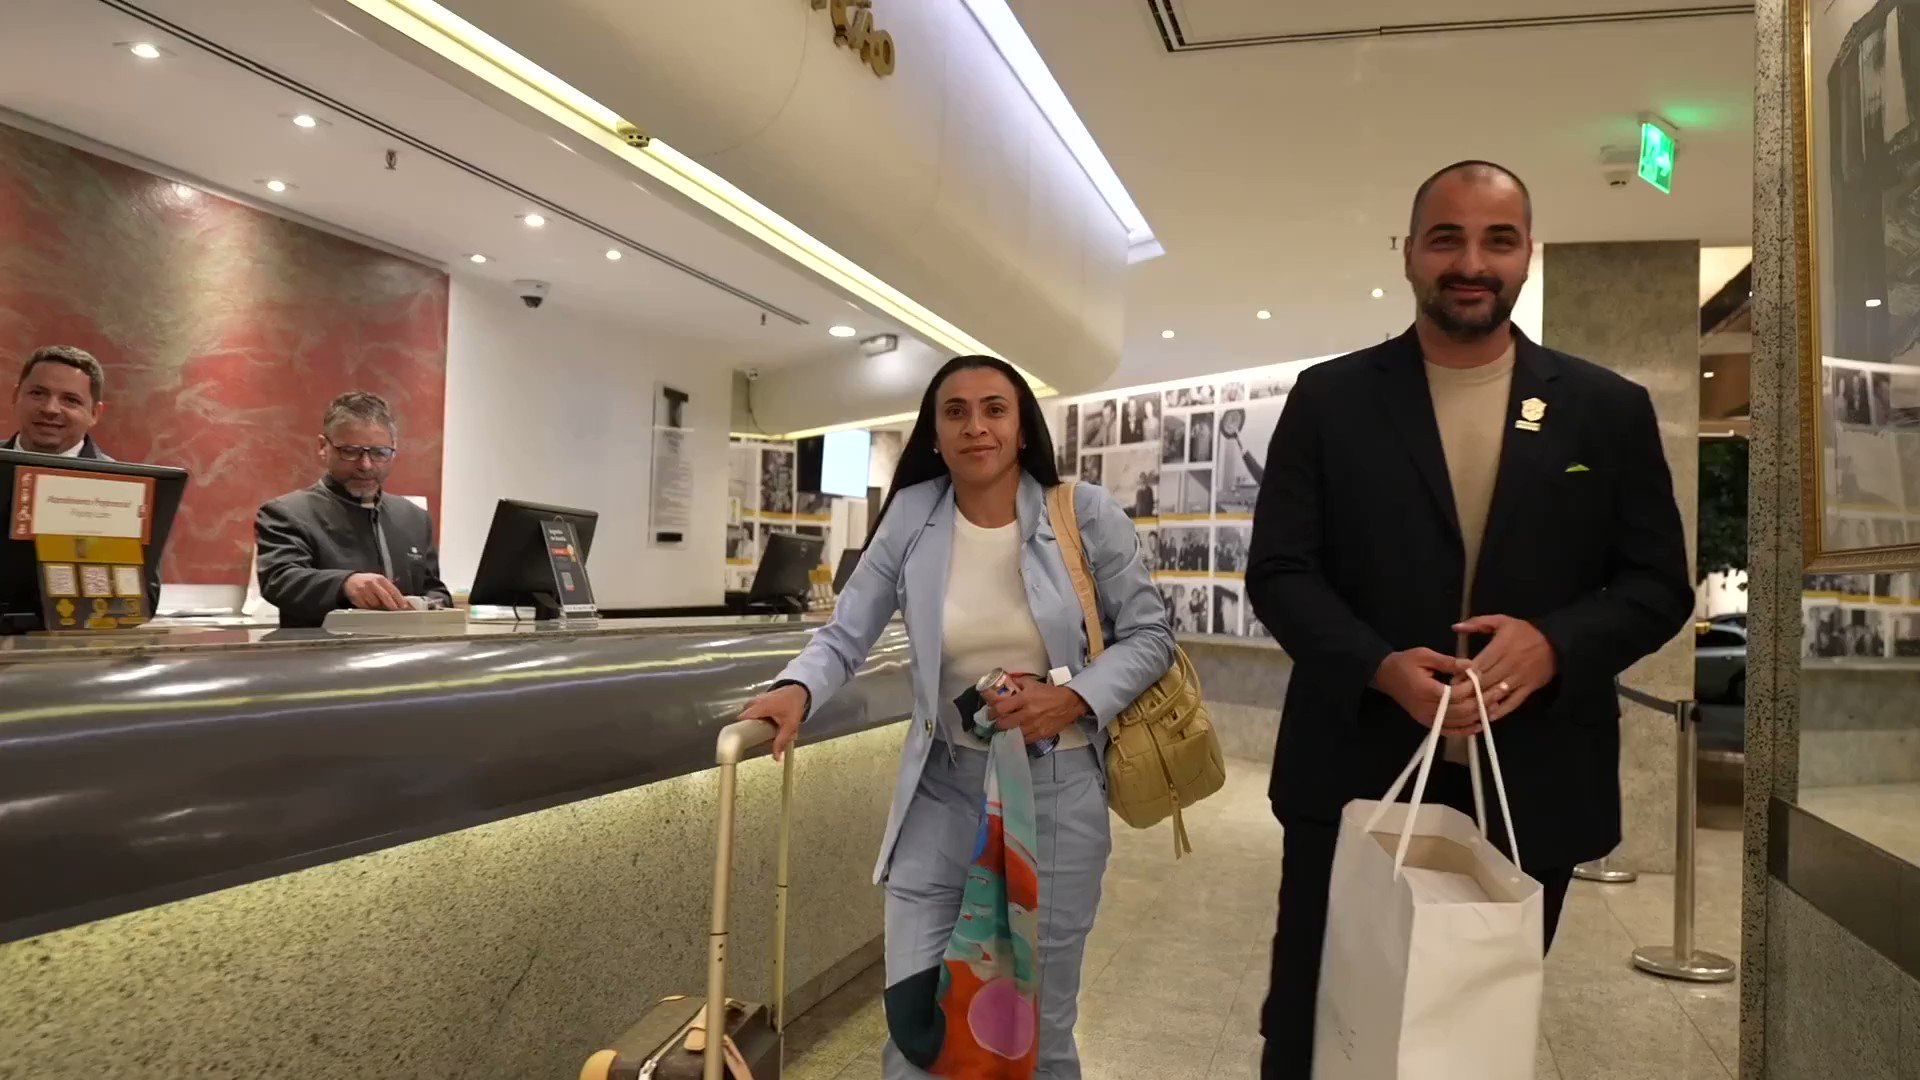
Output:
[1630, 700, 1736, 983]
[1573, 857, 1638, 884]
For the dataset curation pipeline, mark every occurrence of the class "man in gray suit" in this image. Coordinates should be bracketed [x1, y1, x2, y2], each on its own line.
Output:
[254, 391, 449, 628]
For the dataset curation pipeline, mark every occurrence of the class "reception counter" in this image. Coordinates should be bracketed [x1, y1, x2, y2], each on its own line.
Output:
[0, 617, 913, 1079]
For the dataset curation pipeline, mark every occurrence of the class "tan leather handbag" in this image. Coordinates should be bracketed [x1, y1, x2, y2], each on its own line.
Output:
[1047, 483, 1227, 856]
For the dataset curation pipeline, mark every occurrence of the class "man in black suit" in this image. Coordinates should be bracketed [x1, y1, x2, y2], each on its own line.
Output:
[1245, 161, 1692, 1076]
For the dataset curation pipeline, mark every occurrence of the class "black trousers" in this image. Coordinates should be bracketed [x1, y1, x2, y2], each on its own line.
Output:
[1259, 763, 1576, 1080]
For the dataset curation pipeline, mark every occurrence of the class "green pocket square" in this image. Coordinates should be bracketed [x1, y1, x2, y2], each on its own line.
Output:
[1566, 463, 1590, 473]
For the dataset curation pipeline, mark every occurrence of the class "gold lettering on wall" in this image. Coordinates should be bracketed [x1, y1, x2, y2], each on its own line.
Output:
[811, 0, 896, 76]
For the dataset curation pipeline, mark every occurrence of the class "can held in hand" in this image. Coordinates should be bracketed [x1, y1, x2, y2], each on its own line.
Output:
[977, 668, 1056, 757]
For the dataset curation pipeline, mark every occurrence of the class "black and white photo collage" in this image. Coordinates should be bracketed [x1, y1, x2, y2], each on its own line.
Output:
[1052, 370, 1298, 640]
[1805, 360, 1920, 660]
[726, 438, 829, 591]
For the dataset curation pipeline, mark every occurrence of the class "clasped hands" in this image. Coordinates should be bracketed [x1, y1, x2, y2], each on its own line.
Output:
[1370, 615, 1556, 734]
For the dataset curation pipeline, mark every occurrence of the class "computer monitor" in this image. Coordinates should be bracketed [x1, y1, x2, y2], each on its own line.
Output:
[796, 429, 871, 498]
[0, 449, 189, 634]
[749, 531, 825, 613]
[468, 499, 599, 621]
[832, 547, 862, 595]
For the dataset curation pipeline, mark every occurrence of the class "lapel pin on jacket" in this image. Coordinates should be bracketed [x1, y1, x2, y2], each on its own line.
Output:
[1515, 396, 1547, 432]
[1565, 463, 1590, 473]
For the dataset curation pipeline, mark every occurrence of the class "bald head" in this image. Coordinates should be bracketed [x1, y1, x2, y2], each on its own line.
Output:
[1409, 160, 1532, 237]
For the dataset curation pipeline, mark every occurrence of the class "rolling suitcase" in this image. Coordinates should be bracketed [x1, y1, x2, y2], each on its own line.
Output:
[580, 719, 793, 1080]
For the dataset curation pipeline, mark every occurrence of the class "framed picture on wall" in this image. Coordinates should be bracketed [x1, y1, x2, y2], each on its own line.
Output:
[1796, 0, 1920, 570]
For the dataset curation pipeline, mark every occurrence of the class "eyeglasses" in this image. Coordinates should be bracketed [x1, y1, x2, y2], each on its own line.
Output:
[325, 437, 397, 464]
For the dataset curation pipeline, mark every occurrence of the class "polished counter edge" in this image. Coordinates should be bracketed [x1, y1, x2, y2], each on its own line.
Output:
[0, 621, 911, 941]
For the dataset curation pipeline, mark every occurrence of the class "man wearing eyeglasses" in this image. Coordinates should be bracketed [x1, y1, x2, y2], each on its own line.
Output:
[254, 391, 450, 628]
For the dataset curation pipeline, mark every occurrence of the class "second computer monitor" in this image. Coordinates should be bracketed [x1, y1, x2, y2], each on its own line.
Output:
[469, 499, 599, 620]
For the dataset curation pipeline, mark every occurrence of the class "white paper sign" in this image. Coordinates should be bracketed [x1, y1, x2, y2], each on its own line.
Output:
[18, 471, 150, 539]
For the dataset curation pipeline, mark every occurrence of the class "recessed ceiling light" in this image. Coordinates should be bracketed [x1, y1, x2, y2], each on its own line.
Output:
[292, 113, 319, 129]
[1256, 310, 1272, 321]
[604, 249, 623, 261]
[126, 42, 165, 60]
[468, 253, 489, 264]
[1161, 330, 1176, 339]
[259, 179, 292, 194]
[1866, 298, 1883, 308]
[1703, 371, 1717, 379]
[828, 325, 858, 338]
[521, 213, 546, 228]
[1371, 288, 1386, 299]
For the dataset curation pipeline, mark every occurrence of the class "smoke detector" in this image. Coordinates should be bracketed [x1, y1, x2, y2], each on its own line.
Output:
[1599, 144, 1638, 189]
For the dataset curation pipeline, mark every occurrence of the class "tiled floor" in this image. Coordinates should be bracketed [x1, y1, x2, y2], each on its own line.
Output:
[784, 760, 1743, 1079]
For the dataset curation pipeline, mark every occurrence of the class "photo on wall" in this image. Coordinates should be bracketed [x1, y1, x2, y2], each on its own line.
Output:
[1249, 376, 1289, 401]
[1080, 454, 1104, 488]
[1213, 584, 1245, 637]
[796, 492, 833, 519]
[1216, 402, 1283, 514]
[1833, 367, 1873, 426]
[1221, 381, 1245, 403]
[730, 445, 756, 512]
[1162, 414, 1189, 465]
[1120, 393, 1163, 445]
[1159, 582, 1211, 634]
[1159, 525, 1212, 573]
[1157, 466, 1212, 516]
[760, 450, 795, 515]
[1138, 526, 1161, 573]
[1059, 404, 1081, 476]
[1165, 385, 1216, 409]
[1189, 411, 1216, 463]
[726, 522, 757, 564]
[1213, 523, 1252, 575]
[1247, 615, 1274, 642]
[1833, 428, 1903, 506]
[1083, 399, 1118, 449]
[1102, 444, 1161, 519]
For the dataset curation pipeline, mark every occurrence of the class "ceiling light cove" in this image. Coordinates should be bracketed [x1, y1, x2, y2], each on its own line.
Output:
[338, 0, 1048, 396]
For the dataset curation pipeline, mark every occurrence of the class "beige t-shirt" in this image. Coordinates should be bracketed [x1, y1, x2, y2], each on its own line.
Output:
[939, 512, 1089, 752]
[1426, 344, 1515, 755]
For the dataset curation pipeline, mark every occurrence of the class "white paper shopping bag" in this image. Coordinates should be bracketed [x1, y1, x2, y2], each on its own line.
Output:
[1313, 672, 1544, 1080]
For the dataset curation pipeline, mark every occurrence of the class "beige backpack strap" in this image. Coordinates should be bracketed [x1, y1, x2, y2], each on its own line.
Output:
[1047, 483, 1106, 660]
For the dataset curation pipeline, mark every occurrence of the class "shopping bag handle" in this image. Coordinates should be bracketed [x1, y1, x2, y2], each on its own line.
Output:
[1362, 670, 1521, 878]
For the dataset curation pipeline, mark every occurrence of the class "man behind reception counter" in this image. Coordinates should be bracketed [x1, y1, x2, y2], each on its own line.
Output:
[6, 345, 116, 459]
[254, 391, 450, 628]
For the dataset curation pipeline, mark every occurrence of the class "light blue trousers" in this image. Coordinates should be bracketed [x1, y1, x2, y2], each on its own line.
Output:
[881, 742, 1112, 1079]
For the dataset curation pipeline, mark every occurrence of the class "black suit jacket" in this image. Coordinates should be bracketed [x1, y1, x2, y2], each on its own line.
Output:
[254, 479, 451, 628]
[1244, 328, 1693, 869]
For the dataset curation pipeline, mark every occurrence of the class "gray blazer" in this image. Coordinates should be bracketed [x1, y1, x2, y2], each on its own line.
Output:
[775, 472, 1174, 883]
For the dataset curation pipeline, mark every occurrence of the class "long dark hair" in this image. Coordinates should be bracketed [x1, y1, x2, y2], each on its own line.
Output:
[873, 355, 1060, 530]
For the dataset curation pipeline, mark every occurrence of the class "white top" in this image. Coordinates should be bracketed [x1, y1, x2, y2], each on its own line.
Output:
[939, 511, 1090, 752]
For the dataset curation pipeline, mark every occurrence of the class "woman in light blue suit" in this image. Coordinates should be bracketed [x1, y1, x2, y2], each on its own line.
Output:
[741, 356, 1173, 1077]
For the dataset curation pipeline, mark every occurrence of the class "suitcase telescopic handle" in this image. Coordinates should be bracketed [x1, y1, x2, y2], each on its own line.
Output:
[704, 718, 794, 1080]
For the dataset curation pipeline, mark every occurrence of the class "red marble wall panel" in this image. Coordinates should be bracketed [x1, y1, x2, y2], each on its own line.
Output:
[0, 122, 447, 584]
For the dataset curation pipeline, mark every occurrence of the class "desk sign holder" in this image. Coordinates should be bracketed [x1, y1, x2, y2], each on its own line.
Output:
[536, 518, 597, 622]
[10, 466, 155, 631]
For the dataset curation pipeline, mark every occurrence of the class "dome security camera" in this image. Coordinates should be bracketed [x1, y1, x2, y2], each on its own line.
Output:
[514, 279, 551, 309]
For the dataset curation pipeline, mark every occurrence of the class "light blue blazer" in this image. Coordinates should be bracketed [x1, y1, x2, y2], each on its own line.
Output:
[776, 472, 1175, 884]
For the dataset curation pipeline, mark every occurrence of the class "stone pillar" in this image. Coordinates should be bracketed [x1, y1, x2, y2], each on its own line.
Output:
[1542, 240, 1702, 873]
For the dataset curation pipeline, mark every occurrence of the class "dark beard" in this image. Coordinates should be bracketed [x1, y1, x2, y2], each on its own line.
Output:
[1419, 276, 1515, 342]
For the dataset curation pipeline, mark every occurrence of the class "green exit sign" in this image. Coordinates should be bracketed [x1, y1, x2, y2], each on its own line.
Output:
[1638, 120, 1676, 194]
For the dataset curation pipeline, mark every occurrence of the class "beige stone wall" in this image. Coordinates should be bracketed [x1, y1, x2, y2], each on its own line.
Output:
[1544, 239, 1703, 874]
